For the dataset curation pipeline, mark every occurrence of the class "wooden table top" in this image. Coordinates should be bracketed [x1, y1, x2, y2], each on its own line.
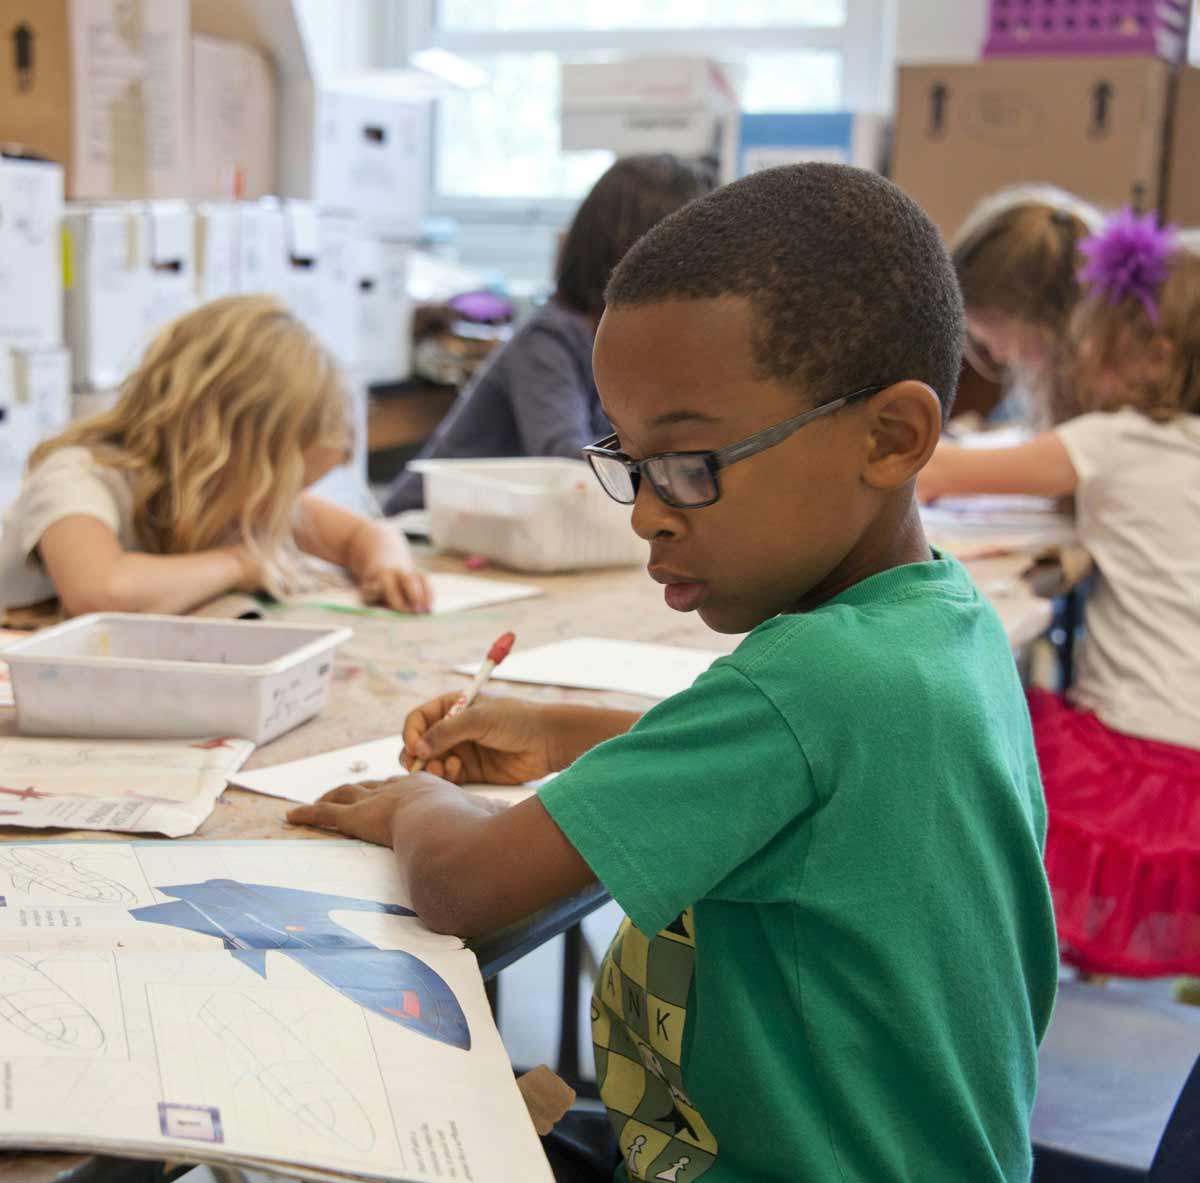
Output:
[0, 550, 1051, 1181]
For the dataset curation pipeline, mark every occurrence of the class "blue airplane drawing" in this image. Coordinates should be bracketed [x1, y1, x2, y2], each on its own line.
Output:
[130, 879, 470, 1050]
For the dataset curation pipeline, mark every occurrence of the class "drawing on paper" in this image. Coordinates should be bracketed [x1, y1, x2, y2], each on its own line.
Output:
[0, 847, 137, 903]
[132, 880, 471, 1050]
[0, 954, 105, 1051]
[199, 992, 375, 1149]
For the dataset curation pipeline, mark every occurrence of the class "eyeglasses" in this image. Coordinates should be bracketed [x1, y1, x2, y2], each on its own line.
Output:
[583, 384, 886, 509]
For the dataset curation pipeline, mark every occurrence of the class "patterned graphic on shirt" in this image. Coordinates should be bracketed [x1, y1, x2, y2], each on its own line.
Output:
[592, 907, 718, 1181]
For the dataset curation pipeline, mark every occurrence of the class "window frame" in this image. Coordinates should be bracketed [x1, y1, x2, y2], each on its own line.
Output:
[392, 0, 896, 223]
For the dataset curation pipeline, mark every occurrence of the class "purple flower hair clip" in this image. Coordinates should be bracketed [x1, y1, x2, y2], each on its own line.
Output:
[1078, 207, 1178, 325]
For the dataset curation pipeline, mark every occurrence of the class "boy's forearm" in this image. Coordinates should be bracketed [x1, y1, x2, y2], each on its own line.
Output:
[390, 783, 596, 938]
[544, 705, 641, 769]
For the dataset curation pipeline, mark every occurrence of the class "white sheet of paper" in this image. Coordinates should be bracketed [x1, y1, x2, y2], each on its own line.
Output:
[229, 736, 545, 807]
[0, 839, 553, 1182]
[290, 572, 542, 616]
[0, 736, 254, 837]
[457, 636, 725, 700]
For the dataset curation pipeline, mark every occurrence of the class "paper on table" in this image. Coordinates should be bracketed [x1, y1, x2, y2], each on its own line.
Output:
[456, 636, 725, 700]
[290, 572, 542, 616]
[230, 736, 546, 806]
[0, 735, 254, 837]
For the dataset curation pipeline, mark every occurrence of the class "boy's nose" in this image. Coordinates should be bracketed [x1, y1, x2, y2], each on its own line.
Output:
[630, 479, 684, 541]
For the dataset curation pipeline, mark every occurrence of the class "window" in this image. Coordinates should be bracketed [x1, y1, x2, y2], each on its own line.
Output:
[399, 1, 893, 214]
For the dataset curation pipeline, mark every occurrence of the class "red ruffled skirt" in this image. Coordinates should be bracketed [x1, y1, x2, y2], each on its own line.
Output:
[1029, 689, 1200, 977]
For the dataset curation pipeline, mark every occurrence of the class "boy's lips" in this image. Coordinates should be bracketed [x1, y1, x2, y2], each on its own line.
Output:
[648, 567, 710, 613]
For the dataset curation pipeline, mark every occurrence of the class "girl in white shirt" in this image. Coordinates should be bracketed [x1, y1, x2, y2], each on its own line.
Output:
[0, 295, 430, 618]
[920, 210, 1200, 979]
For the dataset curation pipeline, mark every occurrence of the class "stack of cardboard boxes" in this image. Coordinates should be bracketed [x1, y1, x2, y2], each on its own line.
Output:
[0, 0, 427, 512]
[892, 5, 1200, 242]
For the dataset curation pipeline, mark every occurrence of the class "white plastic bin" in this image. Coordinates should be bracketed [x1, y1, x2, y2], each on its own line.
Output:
[410, 458, 648, 573]
[4, 615, 351, 744]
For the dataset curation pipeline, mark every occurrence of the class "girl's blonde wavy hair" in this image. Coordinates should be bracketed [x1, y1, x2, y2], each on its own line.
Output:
[31, 295, 352, 564]
[1070, 238, 1200, 420]
[952, 185, 1102, 425]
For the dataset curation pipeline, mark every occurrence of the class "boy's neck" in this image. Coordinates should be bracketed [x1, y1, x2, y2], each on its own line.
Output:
[790, 495, 933, 615]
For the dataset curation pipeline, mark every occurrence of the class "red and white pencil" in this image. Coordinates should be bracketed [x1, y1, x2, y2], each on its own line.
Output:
[409, 631, 516, 774]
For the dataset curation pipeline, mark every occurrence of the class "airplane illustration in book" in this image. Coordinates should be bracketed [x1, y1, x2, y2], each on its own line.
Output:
[131, 879, 470, 1050]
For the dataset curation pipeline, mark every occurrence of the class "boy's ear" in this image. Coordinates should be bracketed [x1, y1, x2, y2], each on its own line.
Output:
[861, 381, 943, 491]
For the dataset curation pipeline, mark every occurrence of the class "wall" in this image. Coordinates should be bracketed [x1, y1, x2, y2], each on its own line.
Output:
[294, 0, 382, 79]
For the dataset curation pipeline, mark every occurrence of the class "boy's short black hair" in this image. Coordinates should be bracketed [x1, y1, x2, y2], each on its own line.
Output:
[605, 163, 964, 415]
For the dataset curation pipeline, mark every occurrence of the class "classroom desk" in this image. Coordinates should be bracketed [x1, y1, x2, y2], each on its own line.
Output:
[0, 551, 1050, 1183]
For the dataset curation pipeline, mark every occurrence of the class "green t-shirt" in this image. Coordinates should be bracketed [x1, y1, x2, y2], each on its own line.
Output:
[539, 556, 1057, 1183]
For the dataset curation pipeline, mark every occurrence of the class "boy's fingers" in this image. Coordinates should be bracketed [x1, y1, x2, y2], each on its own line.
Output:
[287, 802, 345, 829]
[317, 783, 372, 804]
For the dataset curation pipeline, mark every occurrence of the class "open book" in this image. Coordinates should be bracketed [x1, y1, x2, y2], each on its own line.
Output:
[0, 840, 552, 1182]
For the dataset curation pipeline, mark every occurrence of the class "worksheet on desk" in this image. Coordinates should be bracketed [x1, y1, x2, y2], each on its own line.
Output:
[289, 573, 542, 616]
[0, 840, 551, 1183]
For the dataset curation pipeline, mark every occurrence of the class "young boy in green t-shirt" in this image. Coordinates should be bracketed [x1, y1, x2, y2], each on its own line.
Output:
[290, 163, 1058, 1183]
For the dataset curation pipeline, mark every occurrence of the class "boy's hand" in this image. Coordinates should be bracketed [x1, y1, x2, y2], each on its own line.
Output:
[403, 694, 557, 785]
[360, 564, 433, 614]
[287, 775, 453, 846]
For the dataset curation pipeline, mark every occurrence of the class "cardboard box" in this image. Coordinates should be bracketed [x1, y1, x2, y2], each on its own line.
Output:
[893, 57, 1172, 240]
[12, 346, 71, 436]
[194, 203, 240, 302]
[0, 0, 190, 200]
[0, 156, 63, 348]
[562, 57, 740, 178]
[145, 202, 198, 336]
[0, 350, 35, 508]
[1166, 65, 1200, 226]
[192, 0, 431, 234]
[64, 206, 151, 389]
[192, 34, 277, 200]
[356, 237, 413, 383]
[738, 113, 887, 176]
[279, 205, 358, 366]
[235, 200, 288, 297]
[280, 84, 430, 236]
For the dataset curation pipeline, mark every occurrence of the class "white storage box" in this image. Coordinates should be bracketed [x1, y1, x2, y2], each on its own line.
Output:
[0, 156, 63, 348]
[411, 458, 648, 573]
[4, 614, 351, 745]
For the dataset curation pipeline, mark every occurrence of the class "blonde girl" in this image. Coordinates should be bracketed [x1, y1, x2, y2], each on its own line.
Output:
[920, 210, 1200, 977]
[0, 295, 430, 617]
[952, 185, 1101, 426]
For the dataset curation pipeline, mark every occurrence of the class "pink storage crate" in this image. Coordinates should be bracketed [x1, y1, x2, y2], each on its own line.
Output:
[984, 0, 1193, 61]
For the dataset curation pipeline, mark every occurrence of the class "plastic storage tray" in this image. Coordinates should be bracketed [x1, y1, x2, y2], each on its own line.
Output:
[410, 457, 649, 573]
[984, 0, 1192, 60]
[4, 614, 352, 744]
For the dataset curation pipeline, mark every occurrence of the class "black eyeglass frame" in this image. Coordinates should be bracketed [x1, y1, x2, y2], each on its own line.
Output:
[582, 383, 888, 509]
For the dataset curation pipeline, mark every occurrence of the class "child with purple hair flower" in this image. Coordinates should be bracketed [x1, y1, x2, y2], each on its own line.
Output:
[920, 208, 1200, 979]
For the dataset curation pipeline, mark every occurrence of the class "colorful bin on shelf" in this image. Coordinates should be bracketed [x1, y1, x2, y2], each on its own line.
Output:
[984, 0, 1193, 61]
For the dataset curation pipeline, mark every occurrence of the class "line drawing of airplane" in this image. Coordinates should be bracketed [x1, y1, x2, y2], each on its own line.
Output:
[130, 879, 470, 1051]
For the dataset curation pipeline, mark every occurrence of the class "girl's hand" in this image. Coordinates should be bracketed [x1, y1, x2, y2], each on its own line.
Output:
[915, 442, 961, 504]
[402, 693, 558, 785]
[227, 544, 267, 593]
[360, 565, 433, 614]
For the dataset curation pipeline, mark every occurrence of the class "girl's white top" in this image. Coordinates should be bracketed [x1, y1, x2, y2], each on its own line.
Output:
[1057, 408, 1200, 748]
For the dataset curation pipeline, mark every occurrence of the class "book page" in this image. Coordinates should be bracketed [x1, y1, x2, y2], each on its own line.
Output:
[0, 840, 551, 1182]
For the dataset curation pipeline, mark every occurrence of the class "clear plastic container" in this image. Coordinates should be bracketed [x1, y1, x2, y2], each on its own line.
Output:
[4, 614, 351, 744]
[410, 457, 648, 573]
